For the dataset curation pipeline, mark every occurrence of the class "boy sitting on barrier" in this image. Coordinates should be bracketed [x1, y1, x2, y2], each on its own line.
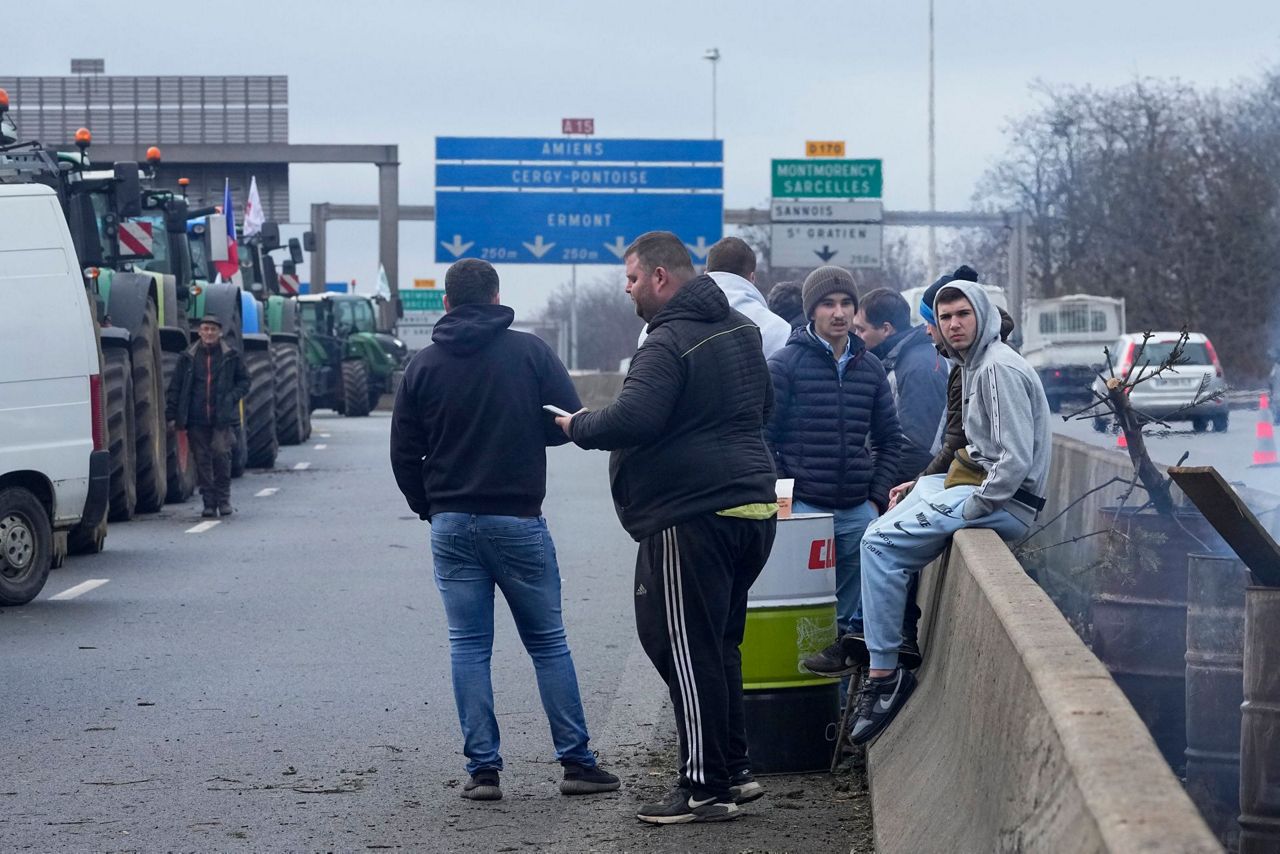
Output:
[847, 281, 1053, 744]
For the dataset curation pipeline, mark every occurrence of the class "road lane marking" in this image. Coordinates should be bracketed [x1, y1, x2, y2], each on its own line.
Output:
[185, 521, 221, 533]
[313, 443, 328, 450]
[50, 579, 109, 600]
[293, 462, 311, 471]
[255, 488, 279, 497]
[318, 433, 331, 438]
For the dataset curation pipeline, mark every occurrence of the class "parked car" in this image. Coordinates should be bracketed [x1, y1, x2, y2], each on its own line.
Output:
[1091, 331, 1228, 433]
[0, 183, 110, 605]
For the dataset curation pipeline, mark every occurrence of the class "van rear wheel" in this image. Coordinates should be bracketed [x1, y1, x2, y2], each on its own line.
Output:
[0, 487, 53, 606]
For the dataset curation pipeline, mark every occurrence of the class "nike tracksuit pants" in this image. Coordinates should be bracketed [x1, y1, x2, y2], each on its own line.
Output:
[634, 512, 776, 803]
[859, 474, 1028, 671]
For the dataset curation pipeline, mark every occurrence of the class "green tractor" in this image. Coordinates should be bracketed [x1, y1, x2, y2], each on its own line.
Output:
[0, 105, 177, 542]
[297, 293, 405, 417]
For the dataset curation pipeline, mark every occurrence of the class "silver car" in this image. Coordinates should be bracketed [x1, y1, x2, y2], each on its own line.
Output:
[1091, 332, 1228, 433]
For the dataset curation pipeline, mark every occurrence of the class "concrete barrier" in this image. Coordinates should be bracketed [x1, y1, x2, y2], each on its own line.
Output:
[569, 371, 625, 411]
[868, 529, 1221, 853]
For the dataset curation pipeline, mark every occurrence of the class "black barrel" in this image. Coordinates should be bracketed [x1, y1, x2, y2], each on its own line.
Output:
[742, 684, 840, 774]
[1092, 507, 1225, 772]
[1241, 587, 1280, 854]
[1186, 554, 1249, 850]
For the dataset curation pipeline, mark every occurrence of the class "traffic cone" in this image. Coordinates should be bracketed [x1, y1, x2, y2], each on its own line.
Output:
[1252, 394, 1279, 467]
[1116, 429, 1128, 450]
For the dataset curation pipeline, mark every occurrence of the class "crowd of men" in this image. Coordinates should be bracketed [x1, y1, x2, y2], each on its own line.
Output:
[389, 233, 1053, 825]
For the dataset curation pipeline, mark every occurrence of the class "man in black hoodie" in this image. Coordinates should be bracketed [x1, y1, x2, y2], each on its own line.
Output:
[390, 259, 618, 803]
[555, 231, 778, 825]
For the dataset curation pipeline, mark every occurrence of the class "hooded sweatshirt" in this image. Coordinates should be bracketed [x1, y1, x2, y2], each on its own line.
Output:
[935, 282, 1052, 524]
[636, 270, 792, 358]
[389, 303, 581, 520]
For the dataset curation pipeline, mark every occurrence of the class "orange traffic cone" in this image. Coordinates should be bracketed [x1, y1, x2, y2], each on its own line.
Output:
[1252, 394, 1279, 467]
[1116, 429, 1128, 450]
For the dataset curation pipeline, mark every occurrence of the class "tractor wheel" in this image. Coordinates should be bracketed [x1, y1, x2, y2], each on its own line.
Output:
[274, 344, 304, 446]
[244, 348, 278, 468]
[161, 350, 197, 504]
[231, 420, 248, 479]
[0, 487, 53, 606]
[132, 301, 168, 513]
[299, 367, 313, 441]
[66, 510, 107, 556]
[341, 360, 372, 417]
[104, 346, 137, 522]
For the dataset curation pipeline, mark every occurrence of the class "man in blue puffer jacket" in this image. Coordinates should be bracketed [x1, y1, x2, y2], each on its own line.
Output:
[765, 266, 903, 689]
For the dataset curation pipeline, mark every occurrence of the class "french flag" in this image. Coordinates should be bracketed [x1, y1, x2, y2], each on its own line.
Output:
[213, 178, 239, 282]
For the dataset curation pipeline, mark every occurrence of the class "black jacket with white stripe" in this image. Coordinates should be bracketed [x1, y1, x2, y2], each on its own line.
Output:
[569, 275, 778, 541]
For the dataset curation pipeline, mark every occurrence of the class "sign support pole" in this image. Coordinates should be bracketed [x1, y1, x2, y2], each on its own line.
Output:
[570, 265, 579, 371]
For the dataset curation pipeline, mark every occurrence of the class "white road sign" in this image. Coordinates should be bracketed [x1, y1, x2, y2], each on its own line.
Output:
[770, 200, 883, 223]
[771, 222, 883, 268]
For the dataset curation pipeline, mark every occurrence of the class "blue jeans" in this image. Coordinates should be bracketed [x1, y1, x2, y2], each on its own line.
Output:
[859, 475, 1028, 670]
[430, 513, 595, 775]
[793, 499, 880, 636]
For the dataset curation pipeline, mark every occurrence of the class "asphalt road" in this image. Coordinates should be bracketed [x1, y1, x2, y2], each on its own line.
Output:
[2, 411, 870, 853]
[1054, 403, 1280, 499]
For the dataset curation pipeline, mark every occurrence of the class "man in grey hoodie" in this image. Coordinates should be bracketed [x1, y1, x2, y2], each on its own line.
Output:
[847, 280, 1052, 745]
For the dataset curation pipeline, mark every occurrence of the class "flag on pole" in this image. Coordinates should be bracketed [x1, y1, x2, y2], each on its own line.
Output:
[243, 175, 265, 238]
[213, 179, 240, 282]
[376, 264, 392, 299]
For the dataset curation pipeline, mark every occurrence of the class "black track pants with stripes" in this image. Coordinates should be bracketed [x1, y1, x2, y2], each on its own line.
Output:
[634, 513, 776, 802]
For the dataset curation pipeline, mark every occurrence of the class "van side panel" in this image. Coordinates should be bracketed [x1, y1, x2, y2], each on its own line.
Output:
[0, 190, 96, 525]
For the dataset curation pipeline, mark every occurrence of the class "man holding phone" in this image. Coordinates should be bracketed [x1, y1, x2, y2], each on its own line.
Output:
[390, 258, 618, 803]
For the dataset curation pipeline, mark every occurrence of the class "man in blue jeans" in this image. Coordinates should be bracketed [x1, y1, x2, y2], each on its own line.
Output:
[847, 281, 1052, 744]
[390, 259, 618, 802]
[764, 266, 902, 696]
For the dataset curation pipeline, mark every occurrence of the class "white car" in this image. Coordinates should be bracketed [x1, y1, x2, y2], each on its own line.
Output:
[1091, 331, 1229, 433]
[0, 183, 110, 605]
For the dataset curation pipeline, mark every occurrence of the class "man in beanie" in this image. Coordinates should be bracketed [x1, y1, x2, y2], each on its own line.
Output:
[166, 314, 249, 518]
[556, 231, 777, 824]
[847, 280, 1051, 746]
[390, 258, 619, 803]
[765, 266, 902, 692]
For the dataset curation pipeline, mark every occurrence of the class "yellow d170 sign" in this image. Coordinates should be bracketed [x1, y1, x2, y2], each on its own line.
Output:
[413, 278, 437, 289]
[806, 140, 846, 157]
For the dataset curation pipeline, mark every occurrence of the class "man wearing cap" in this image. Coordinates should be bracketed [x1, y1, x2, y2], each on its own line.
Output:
[847, 280, 1051, 745]
[166, 315, 250, 518]
[764, 266, 902, 689]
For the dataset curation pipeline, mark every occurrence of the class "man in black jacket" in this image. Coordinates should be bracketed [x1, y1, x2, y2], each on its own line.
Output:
[765, 269, 903, 684]
[389, 259, 618, 804]
[555, 232, 777, 825]
[165, 314, 250, 518]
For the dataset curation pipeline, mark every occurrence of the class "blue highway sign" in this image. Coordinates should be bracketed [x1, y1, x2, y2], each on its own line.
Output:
[437, 137, 723, 163]
[436, 191, 723, 265]
[436, 163, 723, 190]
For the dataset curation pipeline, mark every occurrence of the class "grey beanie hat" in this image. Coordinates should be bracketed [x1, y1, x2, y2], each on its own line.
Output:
[802, 266, 858, 319]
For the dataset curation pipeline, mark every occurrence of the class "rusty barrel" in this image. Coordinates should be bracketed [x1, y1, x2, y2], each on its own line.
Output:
[1092, 507, 1225, 773]
[1241, 586, 1280, 854]
[1185, 553, 1249, 850]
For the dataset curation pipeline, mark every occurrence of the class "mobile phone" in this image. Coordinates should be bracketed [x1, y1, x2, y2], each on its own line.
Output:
[542, 404, 573, 417]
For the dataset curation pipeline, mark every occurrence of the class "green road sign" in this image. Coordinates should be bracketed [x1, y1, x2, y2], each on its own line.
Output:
[400, 289, 445, 311]
[772, 159, 883, 199]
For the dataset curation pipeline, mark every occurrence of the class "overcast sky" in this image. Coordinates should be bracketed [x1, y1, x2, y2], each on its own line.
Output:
[10, 1, 1280, 316]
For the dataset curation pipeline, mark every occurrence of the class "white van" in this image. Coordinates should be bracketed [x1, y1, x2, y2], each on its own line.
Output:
[0, 183, 109, 605]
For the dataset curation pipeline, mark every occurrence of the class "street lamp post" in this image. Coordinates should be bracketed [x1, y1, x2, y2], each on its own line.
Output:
[704, 48, 720, 139]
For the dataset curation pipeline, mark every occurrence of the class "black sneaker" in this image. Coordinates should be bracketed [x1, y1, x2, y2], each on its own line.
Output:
[840, 633, 920, 671]
[728, 770, 765, 805]
[636, 787, 740, 824]
[848, 667, 917, 746]
[802, 640, 862, 677]
[559, 761, 620, 795]
[200, 506, 217, 519]
[217, 502, 234, 516]
[461, 768, 502, 801]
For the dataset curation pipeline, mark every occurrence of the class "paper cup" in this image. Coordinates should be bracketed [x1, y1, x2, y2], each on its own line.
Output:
[776, 478, 795, 519]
